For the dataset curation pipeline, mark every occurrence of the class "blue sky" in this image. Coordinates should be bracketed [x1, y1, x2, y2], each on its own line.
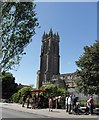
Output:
[10, 2, 97, 87]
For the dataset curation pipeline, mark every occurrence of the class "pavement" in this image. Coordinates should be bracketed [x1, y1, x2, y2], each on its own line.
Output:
[0, 102, 99, 119]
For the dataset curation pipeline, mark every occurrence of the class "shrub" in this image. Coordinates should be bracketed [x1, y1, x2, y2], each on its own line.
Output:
[11, 87, 33, 103]
[11, 93, 19, 103]
[18, 87, 32, 96]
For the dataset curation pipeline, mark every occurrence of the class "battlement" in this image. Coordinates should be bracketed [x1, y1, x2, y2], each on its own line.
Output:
[42, 29, 59, 42]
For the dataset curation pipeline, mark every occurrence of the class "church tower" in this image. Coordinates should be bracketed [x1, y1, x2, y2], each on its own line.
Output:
[36, 29, 60, 88]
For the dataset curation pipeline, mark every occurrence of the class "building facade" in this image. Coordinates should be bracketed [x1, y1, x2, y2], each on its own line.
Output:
[36, 29, 77, 89]
[51, 72, 77, 89]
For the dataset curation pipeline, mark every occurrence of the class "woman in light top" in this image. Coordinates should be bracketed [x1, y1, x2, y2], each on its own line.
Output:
[68, 95, 72, 114]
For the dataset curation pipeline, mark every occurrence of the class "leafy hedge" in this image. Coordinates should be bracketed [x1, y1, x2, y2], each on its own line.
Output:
[11, 86, 32, 103]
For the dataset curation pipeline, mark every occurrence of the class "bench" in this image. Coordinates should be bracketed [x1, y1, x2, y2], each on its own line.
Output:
[79, 106, 99, 114]
[79, 106, 87, 113]
[79, 106, 87, 110]
[95, 108, 99, 111]
[93, 107, 99, 114]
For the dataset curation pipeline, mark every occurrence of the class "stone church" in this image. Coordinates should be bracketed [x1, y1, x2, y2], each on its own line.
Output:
[36, 29, 77, 89]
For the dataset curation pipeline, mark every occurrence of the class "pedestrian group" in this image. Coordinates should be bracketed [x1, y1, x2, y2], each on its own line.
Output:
[21, 93, 94, 115]
[65, 94, 94, 115]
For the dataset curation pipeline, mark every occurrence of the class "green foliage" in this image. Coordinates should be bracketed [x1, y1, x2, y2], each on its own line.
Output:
[1, 71, 18, 99]
[11, 86, 32, 103]
[1, 2, 39, 71]
[11, 93, 19, 103]
[40, 84, 68, 97]
[76, 40, 99, 94]
[94, 100, 99, 105]
[80, 99, 87, 106]
[57, 88, 68, 97]
[18, 86, 32, 96]
[80, 99, 99, 105]
[40, 84, 57, 97]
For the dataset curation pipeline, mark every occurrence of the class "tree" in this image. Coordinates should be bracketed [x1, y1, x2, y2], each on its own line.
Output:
[1, 2, 39, 71]
[76, 40, 99, 94]
[40, 84, 57, 97]
[11, 86, 33, 103]
[1, 71, 18, 99]
[57, 88, 68, 97]
[18, 86, 32, 96]
[40, 84, 68, 97]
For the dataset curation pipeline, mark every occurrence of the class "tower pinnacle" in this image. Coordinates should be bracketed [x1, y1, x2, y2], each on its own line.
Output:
[49, 28, 53, 36]
[42, 31, 46, 39]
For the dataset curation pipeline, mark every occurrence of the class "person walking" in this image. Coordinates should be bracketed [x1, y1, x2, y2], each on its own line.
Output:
[65, 95, 69, 112]
[26, 95, 30, 108]
[22, 94, 26, 107]
[49, 97, 53, 112]
[31, 96, 36, 109]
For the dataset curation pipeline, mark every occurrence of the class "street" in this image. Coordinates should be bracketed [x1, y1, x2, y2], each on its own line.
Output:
[1, 107, 99, 120]
[0, 103, 99, 120]
[1, 107, 50, 118]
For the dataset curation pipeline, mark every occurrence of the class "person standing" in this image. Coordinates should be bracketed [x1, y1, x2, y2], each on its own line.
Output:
[55, 97, 58, 109]
[87, 96, 94, 115]
[72, 94, 76, 112]
[68, 95, 72, 114]
[65, 95, 69, 112]
[85, 99, 90, 115]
